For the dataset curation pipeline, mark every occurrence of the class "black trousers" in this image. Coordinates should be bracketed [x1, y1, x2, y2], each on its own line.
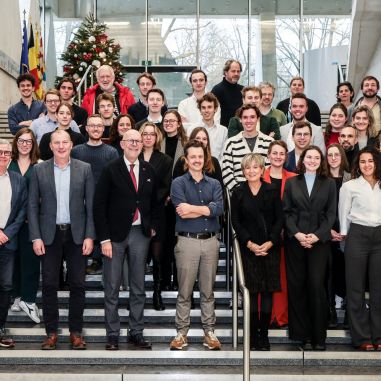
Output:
[0, 248, 15, 328]
[285, 237, 329, 345]
[345, 223, 381, 346]
[41, 227, 86, 335]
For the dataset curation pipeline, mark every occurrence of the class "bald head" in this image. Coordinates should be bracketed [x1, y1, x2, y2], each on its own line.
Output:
[121, 129, 143, 163]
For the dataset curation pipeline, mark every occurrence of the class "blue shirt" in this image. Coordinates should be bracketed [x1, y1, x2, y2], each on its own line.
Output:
[171, 172, 223, 233]
[54, 161, 71, 224]
[304, 173, 316, 196]
[30, 115, 80, 144]
[8, 99, 46, 135]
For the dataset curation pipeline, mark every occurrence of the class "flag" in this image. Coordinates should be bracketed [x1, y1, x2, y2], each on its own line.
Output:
[20, 16, 29, 74]
[35, 26, 46, 99]
[28, 23, 41, 99]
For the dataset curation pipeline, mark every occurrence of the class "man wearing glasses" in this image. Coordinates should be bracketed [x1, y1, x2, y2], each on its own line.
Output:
[94, 129, 159, 350]
[30, 89, 80, 144]
[71, 115, 119, 275]
[0, 139, 28, 348]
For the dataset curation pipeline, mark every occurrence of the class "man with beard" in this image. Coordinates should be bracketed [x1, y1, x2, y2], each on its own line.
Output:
[354, 76, 381, 133]
[338, 126, 358, 171]
[81, 65, 135, 116]
[280, 93, 325, 154]
[211, 60, 243, 127]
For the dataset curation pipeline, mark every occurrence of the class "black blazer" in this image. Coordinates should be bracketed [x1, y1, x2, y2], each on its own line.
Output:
[93, 157, 160, 242]
[283, 174, 336, 243]
[139, 150, 173, 205]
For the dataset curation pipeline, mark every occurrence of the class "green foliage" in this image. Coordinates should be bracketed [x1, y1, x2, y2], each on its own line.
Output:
[56, 13, 123, 86]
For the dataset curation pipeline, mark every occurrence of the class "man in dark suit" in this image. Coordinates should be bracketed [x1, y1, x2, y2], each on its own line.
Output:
[284, 121, 312, 173]
[94, 129, 159, 350]
[0, 139, 27, 348]
[28, 130, 95, 350]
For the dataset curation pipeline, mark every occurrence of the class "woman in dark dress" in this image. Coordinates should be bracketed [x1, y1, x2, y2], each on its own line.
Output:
[324, 143, 350, 328]
[109, 114, 135, 156]
[8, 127, 41, 324]
[231, 153, 283, 351]
[161, 110, 188, 291]
[139, 122, 173, 310]
[173, 126, 223, 187]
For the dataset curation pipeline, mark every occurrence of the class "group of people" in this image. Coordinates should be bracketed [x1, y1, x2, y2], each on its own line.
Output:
[1, 60, 380, 354]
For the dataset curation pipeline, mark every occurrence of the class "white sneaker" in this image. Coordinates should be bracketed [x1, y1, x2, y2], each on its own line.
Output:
[19, 301, 41, 324]
[10, 297, 21, 312]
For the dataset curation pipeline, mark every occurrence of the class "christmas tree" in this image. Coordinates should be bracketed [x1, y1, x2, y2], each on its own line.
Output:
[56, 13, 123, 86]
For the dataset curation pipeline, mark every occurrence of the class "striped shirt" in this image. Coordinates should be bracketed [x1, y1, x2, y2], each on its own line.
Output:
[222, 131, 273, 191]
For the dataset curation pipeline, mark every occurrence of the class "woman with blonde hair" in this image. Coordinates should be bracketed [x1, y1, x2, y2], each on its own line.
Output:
[231, 153, 283, 350]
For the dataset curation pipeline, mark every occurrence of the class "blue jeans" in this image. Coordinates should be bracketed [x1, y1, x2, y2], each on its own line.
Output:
[0, 247, 15, 327]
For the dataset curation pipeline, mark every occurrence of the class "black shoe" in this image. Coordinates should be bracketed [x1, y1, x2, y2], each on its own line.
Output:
[105, 336, 119, 350]
[153, 291, 165, 311]
[127, 333, 152, 349]
[86, 260, 102, 275]
[328, 307, 338, 328]
[343, 310, 349, 329]
[250, 329, 260, 350]
[259, 335, 270, 351]
[301, 340, 313, 351]
[314, 343, 326, 351]
[191, 293, 195, 310]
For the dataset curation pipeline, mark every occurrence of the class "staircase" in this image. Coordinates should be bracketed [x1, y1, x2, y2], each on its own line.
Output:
[0, 112, 12, 143]
[1, 241, 381, 380]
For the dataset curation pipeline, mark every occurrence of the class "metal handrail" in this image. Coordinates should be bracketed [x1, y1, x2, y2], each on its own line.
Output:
[226, 188, 250, 381]
[76, 65, 95, 105]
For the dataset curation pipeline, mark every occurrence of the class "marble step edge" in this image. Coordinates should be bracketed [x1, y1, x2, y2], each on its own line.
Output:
[0, 376, 381, 381]
[5, 327, 350, 339]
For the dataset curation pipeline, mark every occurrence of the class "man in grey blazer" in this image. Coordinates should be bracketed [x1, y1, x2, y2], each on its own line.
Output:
[28, 130, 95, 350]
[0, 139, 27, 348]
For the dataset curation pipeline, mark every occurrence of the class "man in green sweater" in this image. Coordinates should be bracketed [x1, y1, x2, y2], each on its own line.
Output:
[227, 86, 280, 139]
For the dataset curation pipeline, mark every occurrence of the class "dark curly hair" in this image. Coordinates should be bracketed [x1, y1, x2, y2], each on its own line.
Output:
[351, 146, 381, 188]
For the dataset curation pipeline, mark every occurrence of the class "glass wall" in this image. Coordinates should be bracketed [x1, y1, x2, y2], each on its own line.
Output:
[46, 0, 351, 109]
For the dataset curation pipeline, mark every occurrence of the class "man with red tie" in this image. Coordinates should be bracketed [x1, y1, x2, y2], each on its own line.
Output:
[93, 129, 159, 350]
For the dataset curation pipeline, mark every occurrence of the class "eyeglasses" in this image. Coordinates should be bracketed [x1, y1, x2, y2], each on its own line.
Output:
[0, 150, 12, 157]
[87, 124, 104, 129]
[122, 139, 143, 145]
[142, 132, 156, 137]
[294, 132, 311, 138]
[17, 138, 33, 146]
[45, 99, 60, 104]
[163, 119, 178, 124]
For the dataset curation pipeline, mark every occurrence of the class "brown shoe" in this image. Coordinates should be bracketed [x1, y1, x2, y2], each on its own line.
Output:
[70, 333, 87, 350]
[41, 333, 58, 350]
[0, 328, 15, 349]
[357, 343, 374, 351]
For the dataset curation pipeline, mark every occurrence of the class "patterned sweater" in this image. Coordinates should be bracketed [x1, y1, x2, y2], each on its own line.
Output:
[222, 131, 273, 191]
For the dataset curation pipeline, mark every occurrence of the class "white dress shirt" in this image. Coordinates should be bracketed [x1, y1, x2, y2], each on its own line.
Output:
[178, 94, 221, 130]
[187, 121, 228, 162]
[0, 171, 12, 229]
[339, 176, 381, 235]
[123, 156, 141, 225]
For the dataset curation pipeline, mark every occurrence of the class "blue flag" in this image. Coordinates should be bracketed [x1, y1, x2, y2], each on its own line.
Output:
[20, 17, 29, 74]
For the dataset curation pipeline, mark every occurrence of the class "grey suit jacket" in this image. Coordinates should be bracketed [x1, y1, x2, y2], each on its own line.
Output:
[28, 158, 96, 245]
[3, 171, 27, 251]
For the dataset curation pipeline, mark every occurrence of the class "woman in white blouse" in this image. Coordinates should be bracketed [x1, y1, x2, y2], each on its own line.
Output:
[339, 146, 381, 351]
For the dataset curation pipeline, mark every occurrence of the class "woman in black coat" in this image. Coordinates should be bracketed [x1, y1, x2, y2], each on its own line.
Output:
[139, 122, 173, 311]
[231, 153, 283, 351]
[283, 145, 336, 351]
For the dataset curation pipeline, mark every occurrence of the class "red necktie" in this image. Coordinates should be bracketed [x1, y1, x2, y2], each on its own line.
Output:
[129, 164, 139, 222]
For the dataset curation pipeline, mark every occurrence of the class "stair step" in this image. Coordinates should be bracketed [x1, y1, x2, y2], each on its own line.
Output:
[0, 344, 380, 367]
